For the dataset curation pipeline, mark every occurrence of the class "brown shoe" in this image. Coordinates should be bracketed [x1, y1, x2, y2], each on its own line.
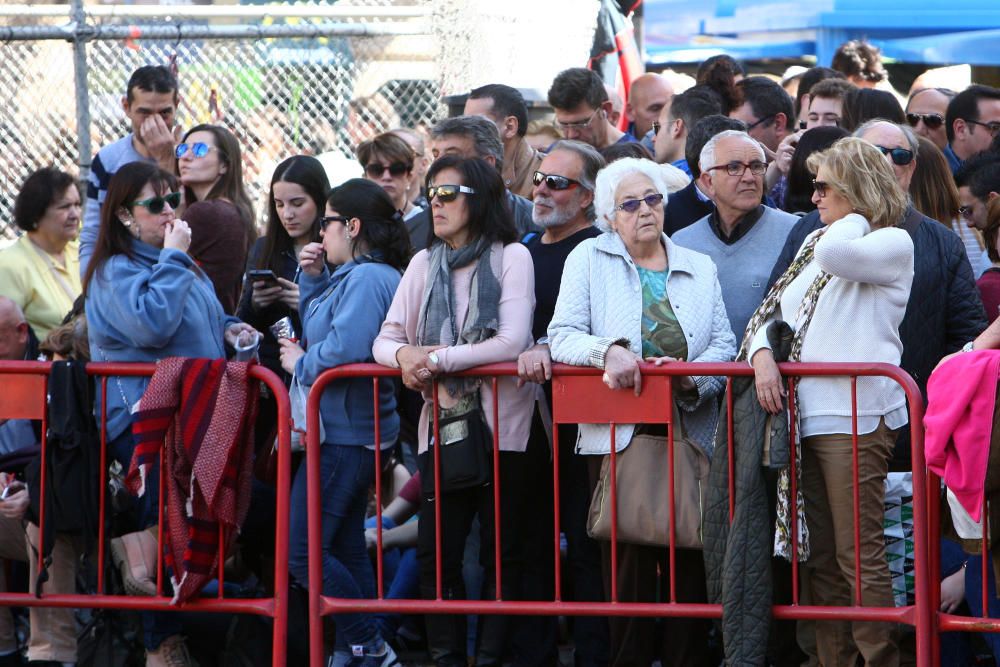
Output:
[146, 634, 194, 667]
[110, 529, 158, 597]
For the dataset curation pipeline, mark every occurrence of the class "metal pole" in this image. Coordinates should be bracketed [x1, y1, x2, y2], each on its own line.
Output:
[70, 0, 92, 191]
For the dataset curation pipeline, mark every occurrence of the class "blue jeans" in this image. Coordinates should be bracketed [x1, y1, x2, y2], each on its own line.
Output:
[364, 515, 420, 639]
[109, 428, 181, 651]
[289, 443, 379, 649]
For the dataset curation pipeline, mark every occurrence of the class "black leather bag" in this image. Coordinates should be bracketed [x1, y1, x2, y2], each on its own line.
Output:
[420, 394, 492, 497]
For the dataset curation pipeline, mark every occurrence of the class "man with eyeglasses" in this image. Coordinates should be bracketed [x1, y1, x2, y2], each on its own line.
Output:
[905, 87, 955, 151]
[955, 153, 1000, 275]
[464, 84, 544, 200]
[729, 77, 795, 154]
[547, 68, 637, 150]
[81, 65, 181, 277]
[944, 84, 1000, 174]
[672, 130, 797, 338]
[768, 119, 986, 466]
[514, 140, 609, 667]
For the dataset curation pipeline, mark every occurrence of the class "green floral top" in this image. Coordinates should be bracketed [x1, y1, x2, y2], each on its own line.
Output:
[637, 266, 688, 361]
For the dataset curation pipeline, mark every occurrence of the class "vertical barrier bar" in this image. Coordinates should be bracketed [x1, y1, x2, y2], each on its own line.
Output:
[551, 399, 563, 602]
[156, 442, 166, 597]
[307, 373, 324, 667]
[268, 366, 292, 667]
[788, 376, 799, 604]
[726, 377, 735, 523]
[373, 377, 384, 598]
[432, 381, 443, 601]
[492, 377, 502, 600]
[35, 375, 48, 579]
[851, 377, 861, 606]
[609, 423, 618, 603]
[98, 377, 109, 594]
[667, 382, 677, 603]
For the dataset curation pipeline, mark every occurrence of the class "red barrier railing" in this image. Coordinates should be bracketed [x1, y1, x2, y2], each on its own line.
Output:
[305, 361, 932, 666]
[0, 360, 292, 666]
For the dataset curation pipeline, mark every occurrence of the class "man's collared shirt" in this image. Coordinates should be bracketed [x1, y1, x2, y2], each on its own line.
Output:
[944, 143, 963, 174]
[671, 158, 691, 177]
[708, 204, 765, 245]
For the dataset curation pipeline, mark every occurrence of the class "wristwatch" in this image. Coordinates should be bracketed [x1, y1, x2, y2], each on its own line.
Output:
[428, 351, 440, 365]
[536, 336, 550, 346]
[962, 341, 975, 353]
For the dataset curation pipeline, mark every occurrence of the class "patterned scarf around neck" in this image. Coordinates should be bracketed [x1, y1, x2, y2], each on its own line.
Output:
[738, 227, 831, 562]
[417, 237, 502, 397]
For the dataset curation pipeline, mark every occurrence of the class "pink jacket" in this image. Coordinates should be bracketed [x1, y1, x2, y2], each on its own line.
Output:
[924, 350, 1000, 521]
[372, 243, 536, 454]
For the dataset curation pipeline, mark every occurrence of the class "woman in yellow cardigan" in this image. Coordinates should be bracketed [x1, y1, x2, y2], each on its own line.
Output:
[0, 168, 82, 338]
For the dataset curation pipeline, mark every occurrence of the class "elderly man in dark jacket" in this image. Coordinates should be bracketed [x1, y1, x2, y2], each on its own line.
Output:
[767, 121, 987, 468]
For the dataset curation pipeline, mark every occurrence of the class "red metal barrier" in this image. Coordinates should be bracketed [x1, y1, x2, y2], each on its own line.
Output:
[306, 360, 932, 666]
[0, 360, 292, 666]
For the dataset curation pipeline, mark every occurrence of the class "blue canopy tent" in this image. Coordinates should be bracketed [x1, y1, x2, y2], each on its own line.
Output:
[643, 0, 1000, 67]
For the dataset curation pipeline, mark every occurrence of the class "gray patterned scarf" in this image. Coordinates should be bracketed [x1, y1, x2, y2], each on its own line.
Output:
[417, 238, 502, 397]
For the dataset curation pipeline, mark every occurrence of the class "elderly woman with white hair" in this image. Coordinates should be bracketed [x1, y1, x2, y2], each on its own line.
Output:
[548, 157, 736, 666]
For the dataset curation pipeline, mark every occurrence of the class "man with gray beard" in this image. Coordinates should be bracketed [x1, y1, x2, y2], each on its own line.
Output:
[513, 140, 610, 667]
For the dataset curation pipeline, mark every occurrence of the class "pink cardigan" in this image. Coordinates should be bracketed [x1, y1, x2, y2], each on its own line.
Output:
[924, 350, 1000, 521]
[372, 242, 536, 453]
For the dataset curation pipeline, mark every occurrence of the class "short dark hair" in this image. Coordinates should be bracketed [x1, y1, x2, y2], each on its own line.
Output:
[83, 162, 178, 295]
[13, 167, 77, 232]
[430, 115, 505, 172]
[356, 132, 415, 170]
[737, 77, 795, 129]
[783, 126, 850, 214]
[425, 156, 517, 246]
[808, 78, 854, 102]
[599, 142, 653, 164]
[686, 115, 747, 179]
[796, 67, 846, 117]
[468, 84, 529, 138]
[326, 179, 411, 271]
[840, 88, 905, 132]
[259, 156, 330, 275]
[956, 152, 1000, 200]
[669, 86, 724, 132]
[125, 65, 178, 103]
[547, 67, 608, 112]
[831, 40, 886, 84]
[946, 84, 1000, 144]
[695, 55, 745, 115]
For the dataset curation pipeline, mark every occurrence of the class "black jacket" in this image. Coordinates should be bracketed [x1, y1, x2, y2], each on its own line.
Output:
[664, 181, 714, 237]
[766, 206, 988, 465]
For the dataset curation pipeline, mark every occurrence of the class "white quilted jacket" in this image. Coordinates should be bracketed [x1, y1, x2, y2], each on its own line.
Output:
[548, 231, 736, 456]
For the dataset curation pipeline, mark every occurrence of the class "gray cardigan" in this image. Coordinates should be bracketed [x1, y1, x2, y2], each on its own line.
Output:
[548, 231, 736, 456]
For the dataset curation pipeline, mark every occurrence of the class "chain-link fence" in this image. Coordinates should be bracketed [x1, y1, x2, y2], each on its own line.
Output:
[0, 2, 442, 239]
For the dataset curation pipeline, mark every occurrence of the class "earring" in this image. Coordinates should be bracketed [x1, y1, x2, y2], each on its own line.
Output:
[345, 231, 351, 241]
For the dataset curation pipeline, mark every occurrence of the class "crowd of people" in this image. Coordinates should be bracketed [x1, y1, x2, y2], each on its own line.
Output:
[1, 38, 1000, 667]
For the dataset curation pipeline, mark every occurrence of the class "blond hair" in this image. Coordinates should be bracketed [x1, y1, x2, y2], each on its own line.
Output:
[806, 137, 907, 229]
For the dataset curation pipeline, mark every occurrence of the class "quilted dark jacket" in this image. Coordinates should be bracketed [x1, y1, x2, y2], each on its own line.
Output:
[704, 375, 788, 666]
[766, 206, 988, 465]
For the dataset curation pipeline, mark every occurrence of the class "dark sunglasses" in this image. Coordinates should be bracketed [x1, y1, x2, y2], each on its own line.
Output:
[875, 145, 915, 166]
[812, 179, 832, 198]
[365, 162, 411, 178]
[532, 171, 581, 191]
[905, 112, 944, 130]
[131, 191, 182, 214]
[175, 142, 212, 159]
[614, 193, 664, 213]
[427, 184, 475, 203]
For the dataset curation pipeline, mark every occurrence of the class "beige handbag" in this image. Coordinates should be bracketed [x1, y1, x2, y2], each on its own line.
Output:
[586, 422, 709, 549]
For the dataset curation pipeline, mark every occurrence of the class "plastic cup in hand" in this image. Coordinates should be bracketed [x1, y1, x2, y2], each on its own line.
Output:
[234, 330, 260, 362]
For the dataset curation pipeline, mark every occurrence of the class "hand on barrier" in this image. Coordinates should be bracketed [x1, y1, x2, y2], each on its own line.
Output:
[751, 348, 786, 414]
[299, 241, 327, 277]
[516, 344, 552, 386]
[278, 338, 306, 374]
[644, 356, 695, 394]
[396, 344, 444, 391]
[603, 345, 642, 396]
[163, 219, 192, 252]
[276, 277, 300, 309]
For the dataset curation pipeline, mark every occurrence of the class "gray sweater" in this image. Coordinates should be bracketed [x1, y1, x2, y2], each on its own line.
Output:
[672, 206, 797, 341]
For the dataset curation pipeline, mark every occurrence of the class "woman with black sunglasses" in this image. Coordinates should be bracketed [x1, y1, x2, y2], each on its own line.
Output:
[177, 123, 256, 314]
[83, 161, 258, 664]
[373, 155, 536, 666]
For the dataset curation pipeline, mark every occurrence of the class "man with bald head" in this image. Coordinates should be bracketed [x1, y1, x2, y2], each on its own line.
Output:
[672, 130, 797, 337]
[626, 73, 674, 152]
[905, 87, 954, 151]
[768, 120, 986, 461]
[0, 296, 36, 363]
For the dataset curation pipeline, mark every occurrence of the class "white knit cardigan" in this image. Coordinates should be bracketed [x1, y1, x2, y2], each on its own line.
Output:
[747, 213, 915, 433]
[548, 231, 736, 456]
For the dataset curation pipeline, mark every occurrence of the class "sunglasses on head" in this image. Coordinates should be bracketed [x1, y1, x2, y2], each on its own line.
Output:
[365, 162, 411, 178]
[131, 191, 182, 214]
[875, 145, 915, 166]
[175, 142, 212, 159]
[532, 171, 581, 191]
[906, 112, 944, 130]
[614, 193, 664, 213]
[427, 184, 475, 203]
